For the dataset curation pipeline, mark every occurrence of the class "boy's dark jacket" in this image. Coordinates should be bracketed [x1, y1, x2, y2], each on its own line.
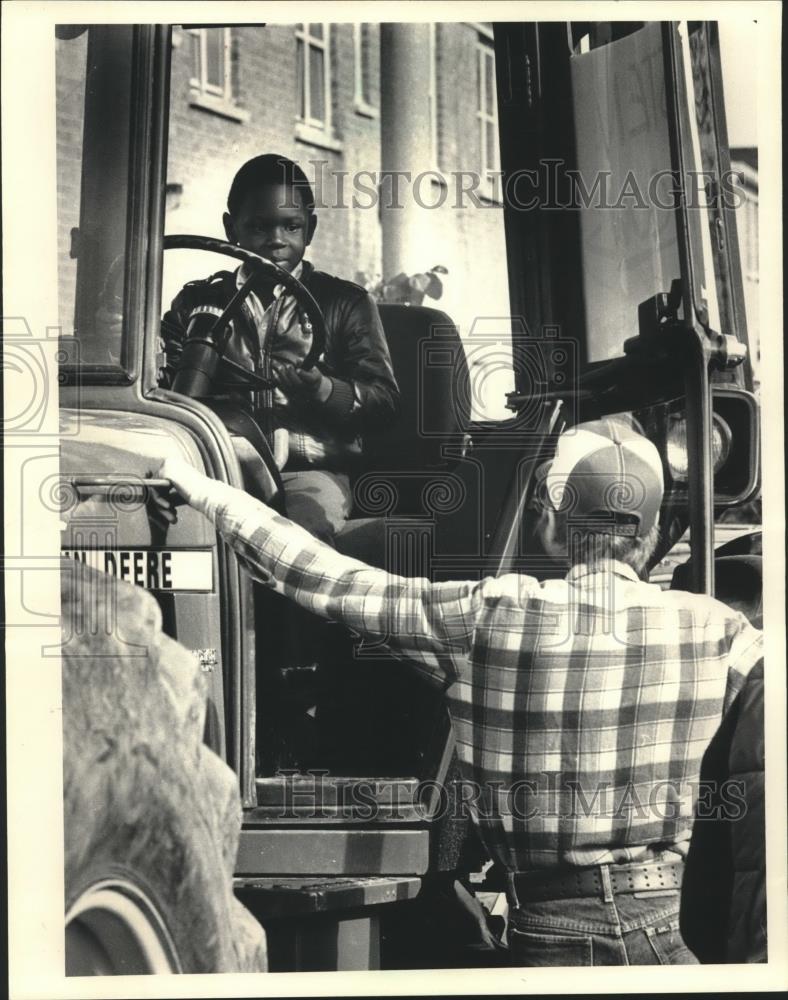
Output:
[160, 261, 400, 448]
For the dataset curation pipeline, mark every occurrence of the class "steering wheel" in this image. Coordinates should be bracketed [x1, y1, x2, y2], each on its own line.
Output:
[162, 235, 329, 509]
[163, 234, 327, 395]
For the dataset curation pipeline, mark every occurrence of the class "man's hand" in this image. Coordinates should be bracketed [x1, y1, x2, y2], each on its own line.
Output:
[272, 360, 333, 404]
[146, 484, 182, 529]
[155, 456, 206, 505]
[146, 456, 197, 530]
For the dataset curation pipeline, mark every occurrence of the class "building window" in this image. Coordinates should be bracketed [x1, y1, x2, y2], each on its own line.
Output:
[354, 23, 377, 116]
[186, 27, 247, 122]
[294, 22, 341, 150]
[476, 34, 500, 197]
[189, 27, 231, 99]
[428, 23, 441, 170]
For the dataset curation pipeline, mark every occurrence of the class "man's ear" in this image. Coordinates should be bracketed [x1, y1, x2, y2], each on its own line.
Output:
[305, 213, 317, 247]
[223, 212, 238, 245]
[538, 508, 561, 558]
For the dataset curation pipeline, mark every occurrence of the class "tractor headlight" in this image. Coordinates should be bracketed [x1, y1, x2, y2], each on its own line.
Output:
[666, 413, 733, 482]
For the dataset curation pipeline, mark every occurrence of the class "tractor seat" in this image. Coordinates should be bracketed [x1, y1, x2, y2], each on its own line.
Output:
[351, 304, 469, 500]
[258, 306, 471, 775]
[366, 303, 471, 480]
[336, 303, 471, 565]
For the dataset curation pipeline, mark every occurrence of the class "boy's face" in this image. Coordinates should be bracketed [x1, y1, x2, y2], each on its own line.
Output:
[223, 183, 316, 274]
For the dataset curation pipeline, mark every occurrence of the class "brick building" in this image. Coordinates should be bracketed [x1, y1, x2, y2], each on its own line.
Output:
[56, 23, 759, 411]
[730, 149, 759, 388]
[55, 21, 514, 416]
[162, 21, 514, 416]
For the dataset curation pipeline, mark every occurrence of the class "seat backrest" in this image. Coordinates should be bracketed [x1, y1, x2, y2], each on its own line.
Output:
[365, 304, 470, 471]
[671, 553, 763, 628]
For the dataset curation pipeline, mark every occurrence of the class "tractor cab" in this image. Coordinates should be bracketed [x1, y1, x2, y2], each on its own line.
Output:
[56, 19, 760, 971]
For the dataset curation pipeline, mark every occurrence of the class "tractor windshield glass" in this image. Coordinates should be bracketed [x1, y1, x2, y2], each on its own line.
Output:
[162, 22, 514, 420]
[569, 22, 683, 363]
[568, 21, 751, 366]
[56, 26, 135, 374]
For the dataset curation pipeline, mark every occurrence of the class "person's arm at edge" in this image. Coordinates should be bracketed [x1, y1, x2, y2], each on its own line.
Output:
[159, 457, 477, 680]
[723, 613, 764, 713]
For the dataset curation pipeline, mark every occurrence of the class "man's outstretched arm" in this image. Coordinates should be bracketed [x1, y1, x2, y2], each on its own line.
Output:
[158, 457, 478, 681]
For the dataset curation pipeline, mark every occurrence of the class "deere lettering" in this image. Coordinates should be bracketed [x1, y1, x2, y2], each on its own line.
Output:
[62, 549, 174, 590]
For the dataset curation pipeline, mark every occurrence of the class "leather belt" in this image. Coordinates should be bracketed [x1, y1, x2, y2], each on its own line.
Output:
[511, 861, 684, 904]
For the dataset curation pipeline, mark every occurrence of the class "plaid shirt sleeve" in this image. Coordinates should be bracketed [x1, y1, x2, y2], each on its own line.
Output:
[163, 459, 479, 681]
[723, 613, 764, 714]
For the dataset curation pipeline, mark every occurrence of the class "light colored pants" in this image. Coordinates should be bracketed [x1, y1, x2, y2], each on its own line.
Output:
[281, 469, 388, 568]
[280, 470, 353, 546]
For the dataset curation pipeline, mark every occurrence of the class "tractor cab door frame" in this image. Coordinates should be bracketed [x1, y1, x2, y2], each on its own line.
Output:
[57, 24, 256, 798]
[492, 20, 755, 596]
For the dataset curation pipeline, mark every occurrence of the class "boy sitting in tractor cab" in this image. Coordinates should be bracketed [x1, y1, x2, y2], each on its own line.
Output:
[160, 154, 400, 547]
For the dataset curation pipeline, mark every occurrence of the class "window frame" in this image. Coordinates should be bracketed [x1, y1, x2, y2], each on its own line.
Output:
[189, 26, 230, 99]
[186, 26, 248, 122]
[744, 194, 759, 282]
[353, 23, 377, 117]
[467, 21, 494, 41]
[295, 21, 334, 141]
[475, 32, 501, 199]
[428, 23, 441, 171]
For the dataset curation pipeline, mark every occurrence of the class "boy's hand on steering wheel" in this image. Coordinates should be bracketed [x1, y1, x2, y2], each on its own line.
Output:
[272, 360, 333, 404]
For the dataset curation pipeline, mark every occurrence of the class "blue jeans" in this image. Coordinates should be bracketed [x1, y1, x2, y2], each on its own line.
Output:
[508, 890, 699, 966]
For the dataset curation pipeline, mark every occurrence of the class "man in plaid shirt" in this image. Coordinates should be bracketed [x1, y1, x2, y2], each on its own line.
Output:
[157, 417, 763, 966]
